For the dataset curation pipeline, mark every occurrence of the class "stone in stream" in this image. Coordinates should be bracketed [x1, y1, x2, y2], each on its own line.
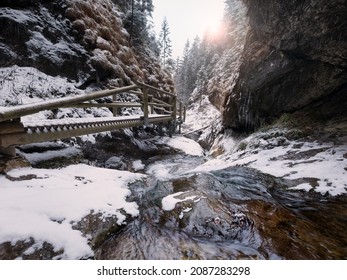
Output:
[105, 156, 127, 170]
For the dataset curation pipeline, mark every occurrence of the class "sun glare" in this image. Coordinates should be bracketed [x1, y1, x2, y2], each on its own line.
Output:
[207, 22, 222, 36]
[205, 21, 225, 43]
[153, 0, 225, 57]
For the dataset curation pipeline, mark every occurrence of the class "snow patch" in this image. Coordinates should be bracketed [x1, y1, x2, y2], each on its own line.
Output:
[0, 164, 146, 259]
[161, 192, 200, 211]
[18, 146, 81, 165]
[289, 183, 313, 192]
[157, 136, 204, 156]
[132, 160, 145, 171]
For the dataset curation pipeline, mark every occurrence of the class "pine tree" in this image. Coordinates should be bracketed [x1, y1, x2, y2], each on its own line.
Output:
[174, 40, 190, 104]
[158, 17, 173, 68]
[117, 0, 154, 47]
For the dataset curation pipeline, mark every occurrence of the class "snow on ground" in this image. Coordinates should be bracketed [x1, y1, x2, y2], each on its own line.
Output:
[18, 146, 81, 165]
[193, 129, 347, 196]
[0, 164, 145, 259]
[183, 94, 221, 134]
[181, 93, 347, 196]
[156, 136, 204, 156]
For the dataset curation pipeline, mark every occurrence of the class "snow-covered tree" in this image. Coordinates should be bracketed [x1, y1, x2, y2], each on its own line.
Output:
[117, 0, 155, 47]
[158, 17, 173, 68]
[173, 0, 248, 107]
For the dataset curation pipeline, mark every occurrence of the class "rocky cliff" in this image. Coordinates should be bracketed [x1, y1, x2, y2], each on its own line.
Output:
[223, 0, 347, 131]
[0, 0, 173, 90]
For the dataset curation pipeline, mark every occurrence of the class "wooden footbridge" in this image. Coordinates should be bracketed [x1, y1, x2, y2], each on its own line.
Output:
[0, 82, 186, 157]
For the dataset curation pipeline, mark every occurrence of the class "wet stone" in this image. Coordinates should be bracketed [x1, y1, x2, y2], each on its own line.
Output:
[105, 156, 127, 170]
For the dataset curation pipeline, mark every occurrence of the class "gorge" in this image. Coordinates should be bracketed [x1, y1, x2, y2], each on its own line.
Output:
[0, 0, 346, 260]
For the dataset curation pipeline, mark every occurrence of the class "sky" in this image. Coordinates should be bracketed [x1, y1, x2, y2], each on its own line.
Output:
[152, 0, 225, 58]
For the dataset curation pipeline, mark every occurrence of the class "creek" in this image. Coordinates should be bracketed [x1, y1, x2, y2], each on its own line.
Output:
[94, 151, 347, 260]
[6, 127, 346, 260]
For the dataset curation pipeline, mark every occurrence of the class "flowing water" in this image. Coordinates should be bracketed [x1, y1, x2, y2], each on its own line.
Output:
[95, 154, 347, 260]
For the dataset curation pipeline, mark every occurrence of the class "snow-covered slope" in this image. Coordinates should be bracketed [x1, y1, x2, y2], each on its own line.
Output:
[196, 127, 347, 196]
[183, 88, 347, 197]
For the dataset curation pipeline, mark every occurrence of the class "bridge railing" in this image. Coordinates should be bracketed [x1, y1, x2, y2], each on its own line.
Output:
[0, 82, 185, 156]
[0, 83, 183, 122]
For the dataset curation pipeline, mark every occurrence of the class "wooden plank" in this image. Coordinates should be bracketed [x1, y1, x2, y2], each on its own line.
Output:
[0, 146, 16, 157]
[147, 115, 172, 124]
[179, 102, 183, 120]
[129, 90, 154, 100]
[136, 81, 176, 97]
[65, 102, 143, 108]
[147, 102, 170, 107]
[128, 90, 144, 96]
[0, 120, 143, 147]
[142, 88, 149, 126]
[0, 122, 25, 134]
[172, 96, 177, 122]
[112, 94, 117, 116]
[178, 101, 183, 134]
[153, 106, 172, 114]
[0, 115, 172, 147]
[0, 84, 138, 122]
[151, 98, 172, 107]
[111, 102, 142, 107]
[111, 89, 142, 95]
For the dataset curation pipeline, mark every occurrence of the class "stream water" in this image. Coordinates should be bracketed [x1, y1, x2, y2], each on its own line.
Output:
[95, 153, 347, 260]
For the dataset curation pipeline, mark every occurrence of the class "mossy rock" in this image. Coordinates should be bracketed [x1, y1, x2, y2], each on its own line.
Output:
[237, 141, 248, 151]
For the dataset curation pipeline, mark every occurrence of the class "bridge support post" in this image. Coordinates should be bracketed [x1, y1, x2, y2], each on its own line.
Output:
[158, 123, 163, 136]
[172, 96, 177, 133]
[178, 101, 183, 134]
[142, 87, 149, 126]
[112, 94, 118, 116]
[168, 121, 174, 138]
[0, 146, 16, 157]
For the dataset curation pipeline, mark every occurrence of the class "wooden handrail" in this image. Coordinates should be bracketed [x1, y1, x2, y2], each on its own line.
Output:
[0, 81, 186, 156]
[0, 84, 138, 122]
[0, 81, 186, 131]
[65, 102, 143, 108]
[135, 81, 176, 97]
[152, 97, 172, 107]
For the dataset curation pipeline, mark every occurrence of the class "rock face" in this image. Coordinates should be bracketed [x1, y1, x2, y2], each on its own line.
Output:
[0, 0, 91, 82]
[0, 0, 173, 89]
[223, 0, 347, 131]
